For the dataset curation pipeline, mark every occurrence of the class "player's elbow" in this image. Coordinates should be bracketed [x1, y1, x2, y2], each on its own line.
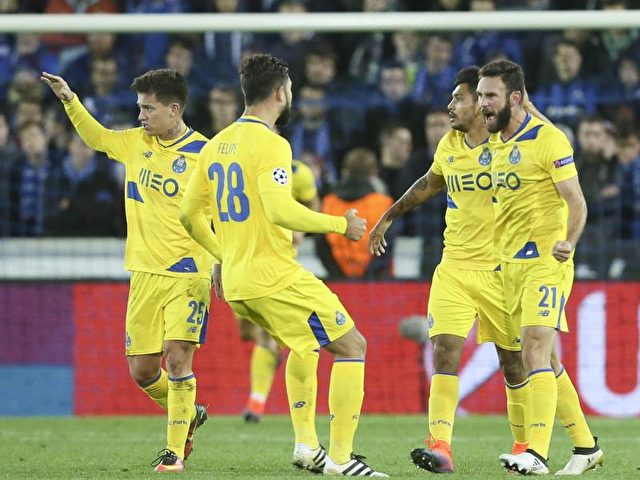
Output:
[179, 211, 193, 234]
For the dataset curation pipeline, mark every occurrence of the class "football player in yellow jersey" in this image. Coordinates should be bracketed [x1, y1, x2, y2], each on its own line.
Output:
[41, 70, 212, 473]
[181, 54, 387, 477]
[477, 60, 603, 475]
[370, 66, 531, 474]
[238, 158, 320, 423]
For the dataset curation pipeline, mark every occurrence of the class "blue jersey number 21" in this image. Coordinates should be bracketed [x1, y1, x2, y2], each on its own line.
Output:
[208, 162, 250, 222]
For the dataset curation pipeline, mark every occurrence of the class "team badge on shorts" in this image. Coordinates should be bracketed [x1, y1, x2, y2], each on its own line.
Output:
[509, 145, 521, 165]
[125, 332, 132, 348]
[478, 146, 492, 166]
[272, 167, 288, 185]
[172, 155, 187, 173]
[427, 313, 435, 329]
[447, 155, 454, 164]
[336, 311, 346, 326]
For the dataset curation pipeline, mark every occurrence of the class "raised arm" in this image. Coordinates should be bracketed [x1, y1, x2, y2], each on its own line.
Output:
[41, 72, 124, 156]
[368, 167, 446, 256]
[552, 176, 587, 262]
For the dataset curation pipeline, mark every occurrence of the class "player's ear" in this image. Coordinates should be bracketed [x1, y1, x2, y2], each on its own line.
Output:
[169, 102, 181, 117]
[511, 89, 523, 106]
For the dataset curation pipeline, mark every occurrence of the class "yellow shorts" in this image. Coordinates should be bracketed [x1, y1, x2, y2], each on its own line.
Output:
[125, 271, 212, 356]
[502, 261, 573, 332]
[228, 270, 354, 357]
[427, 262, 521, 351]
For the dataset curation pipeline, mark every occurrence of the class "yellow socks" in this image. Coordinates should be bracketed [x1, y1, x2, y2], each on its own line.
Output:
[505, 379, 531, 444]
[428, 374, 459, 445]
[328, 359, 365, 464]
[286, 350, 320, 448]
[528, 369, 557, 459]
[556, 367, 595, 448]
[167, 373, 197, 459]
[140, 369, 169, 410]
[247, 345, 279, 416]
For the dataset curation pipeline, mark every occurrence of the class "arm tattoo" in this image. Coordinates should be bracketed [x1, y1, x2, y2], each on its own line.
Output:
[391, 175, 431, 217]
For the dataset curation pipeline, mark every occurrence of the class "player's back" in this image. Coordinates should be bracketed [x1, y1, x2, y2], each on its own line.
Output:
[203, 116, 303, 300]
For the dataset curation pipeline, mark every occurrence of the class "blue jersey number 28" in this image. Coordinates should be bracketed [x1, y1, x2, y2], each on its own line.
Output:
[208, 162, 250, 222]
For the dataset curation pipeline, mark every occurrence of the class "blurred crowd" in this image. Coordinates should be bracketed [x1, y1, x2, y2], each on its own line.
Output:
[1, 0, 639, 279]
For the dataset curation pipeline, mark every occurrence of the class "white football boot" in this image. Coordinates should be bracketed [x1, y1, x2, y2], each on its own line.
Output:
[323, 453, 389, 477]
[499, 451, 549, 475]
[556, 438, 604, 475]
[292, 443, 327, 473]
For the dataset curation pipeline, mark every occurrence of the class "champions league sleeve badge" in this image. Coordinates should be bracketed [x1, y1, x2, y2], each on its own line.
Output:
[509, 145, 521, 165]
[272, 167, 289, 185]
[172, 155, 187, 174]
[478, 146, 492, 166]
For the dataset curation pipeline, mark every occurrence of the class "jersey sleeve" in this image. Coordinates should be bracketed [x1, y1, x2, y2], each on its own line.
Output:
[292, 161, 318, 204]
[63, 95, 134, 164]
[540, 126, 578, 183]
[431, 138, 445, 176]
[257, 136, 294, 195]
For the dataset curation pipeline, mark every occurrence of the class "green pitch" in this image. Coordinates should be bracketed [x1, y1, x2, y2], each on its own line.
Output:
[2, 415, 638, 479]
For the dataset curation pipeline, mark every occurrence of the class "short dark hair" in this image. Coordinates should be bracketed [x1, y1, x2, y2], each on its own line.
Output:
[239, 54, 289, 106]
[555, 39, 581, 55]
[479, 59, 525, 95]
[131, 69, 188, 109]
[454, 66, 480, 94]
[17, 120, 44, 135]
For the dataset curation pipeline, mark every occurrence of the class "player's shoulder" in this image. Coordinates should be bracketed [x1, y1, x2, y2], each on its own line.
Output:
[173, 129, 209, 155]
[437, 129, 463, 151]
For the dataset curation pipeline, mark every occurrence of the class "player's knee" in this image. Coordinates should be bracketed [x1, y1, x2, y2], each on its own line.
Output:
[129, 364, 159, 387]
[326, 327, 366, 359]
[498, 353, 526, 384]
[432, 336, 463, 373]
[238, 319, 255, 342]
[164, 342, 195, 377]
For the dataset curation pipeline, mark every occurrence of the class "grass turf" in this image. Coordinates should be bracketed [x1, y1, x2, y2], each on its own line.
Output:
[1, 415, 637, 479]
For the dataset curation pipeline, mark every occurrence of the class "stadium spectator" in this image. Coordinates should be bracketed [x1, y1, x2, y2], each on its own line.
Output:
[9, 121, 58, 236]
[455, 0, 523, 67]
[12, 98, 44, 131]
[412, 34, 458, 110]
[82, 57, 132, 125]
[365, 61, 426, 147]
[125, 0, 190, 71]
[10, 33, 58, 79]
[533, 39, 597, 128]
[198, 84, 241, 138]
[377, 122, 414, 200]
[573, 116, 622, 279]
[61, 33, 131, 96]
[6, 68, 45, 112]
[616, 128, 640, 278]
[44, 132, 122, 236]
[319, 147, 394, 279]
[599, 0, 640, 66]
[287, 84, 339, 188]
[163, 36, 210, 116]
[0, 112, 20, 236]
[265, 0, 315, 87]
[389, 31, 422, 87]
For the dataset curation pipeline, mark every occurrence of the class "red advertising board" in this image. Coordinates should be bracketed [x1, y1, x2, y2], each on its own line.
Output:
[73, 282, 640, 417]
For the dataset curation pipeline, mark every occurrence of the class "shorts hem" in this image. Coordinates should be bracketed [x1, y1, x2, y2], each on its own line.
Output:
[428, 330, 468, 340]
[520, 322, 568, 333]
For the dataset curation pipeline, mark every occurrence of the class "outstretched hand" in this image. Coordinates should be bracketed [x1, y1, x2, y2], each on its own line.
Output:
[368, 215, 392, 256]
[41, 72, 75, 102]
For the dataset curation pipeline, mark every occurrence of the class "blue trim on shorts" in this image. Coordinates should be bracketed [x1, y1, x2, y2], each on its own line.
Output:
[199, 307, 209, 344]
[555, 365, 565, 378]
[433, 372, 458, 377]
[556, 294, 566, 330]
[307, 312, 330, 347]
[334, 358, 365, 363]
[139, 370, 163, 388]
[313, 349, 321, 353]
[528, 368, 553, 377]
[168, 373, 195, 382]
[506, 378, 530, 389]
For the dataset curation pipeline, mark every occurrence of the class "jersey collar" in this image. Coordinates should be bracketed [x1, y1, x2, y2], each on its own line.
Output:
[236, 116, 270, 129]
[500, 113, 531, 143]
[156, 128, 195, 149]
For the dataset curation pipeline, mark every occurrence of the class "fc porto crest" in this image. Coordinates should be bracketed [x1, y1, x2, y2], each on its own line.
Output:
[447, 155, 455, 164]
[172, 155, 187, 174]
[509, 145, 521, 165]
[478, 146, 492, 166]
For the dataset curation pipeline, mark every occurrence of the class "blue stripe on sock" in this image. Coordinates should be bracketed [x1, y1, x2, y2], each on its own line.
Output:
[199, 307, 210, 344]
[168, 373, 195, 382]
[506, 379, 530, 389]
[528, 368, 554, 377]
[433, 372, 458, 377]
[313, 348, 321, 353]
[555, 366, 565, 378]
[556, 294, 566, 330]
[139, 370, 163, 388]
[307, 312, 330, 347]
[334, 358, 365, 363]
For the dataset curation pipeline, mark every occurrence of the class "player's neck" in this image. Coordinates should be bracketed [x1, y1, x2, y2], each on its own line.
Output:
[465, 118, 489, 148]
[500, 108, 527, 142]
[243, 106, 277, 129]
[157, 120, 188, 142]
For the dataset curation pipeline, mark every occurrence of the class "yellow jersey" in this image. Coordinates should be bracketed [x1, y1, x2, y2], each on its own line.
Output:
[64, 95, 213, 278]
[292, 159, 317, 204]
[431, 129, 496, 270]
[489, 114, 577, 264]
[185, 116, 344, 301]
